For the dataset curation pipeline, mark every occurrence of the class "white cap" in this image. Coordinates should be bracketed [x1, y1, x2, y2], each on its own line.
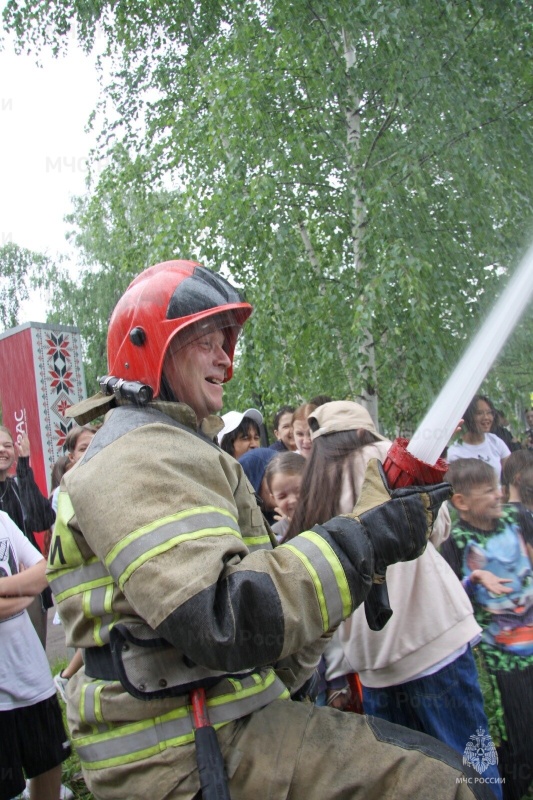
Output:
[217, 408, 263, 443]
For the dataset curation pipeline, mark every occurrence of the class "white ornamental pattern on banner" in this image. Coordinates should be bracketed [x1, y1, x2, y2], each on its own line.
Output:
[33, 324, 87, 475]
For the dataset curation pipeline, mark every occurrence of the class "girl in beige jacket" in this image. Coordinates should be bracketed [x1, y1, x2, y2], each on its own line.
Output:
[287, 401, 501, 792]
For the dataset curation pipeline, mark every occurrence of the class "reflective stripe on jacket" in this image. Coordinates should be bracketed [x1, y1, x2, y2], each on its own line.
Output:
[75, 669, 289, 771]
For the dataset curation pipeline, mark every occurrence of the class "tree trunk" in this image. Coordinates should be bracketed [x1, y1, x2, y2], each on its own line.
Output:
[342, 28, 379, 425]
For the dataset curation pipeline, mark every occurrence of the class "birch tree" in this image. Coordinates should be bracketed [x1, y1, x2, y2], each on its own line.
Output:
[0, 242, 54, 329]
[5, 0, 533, 430]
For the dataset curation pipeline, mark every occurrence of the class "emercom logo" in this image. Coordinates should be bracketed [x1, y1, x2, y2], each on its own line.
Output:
[463, 728, 498, 775]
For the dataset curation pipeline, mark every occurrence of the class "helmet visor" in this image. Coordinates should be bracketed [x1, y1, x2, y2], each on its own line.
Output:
[166, 311, 243, 358]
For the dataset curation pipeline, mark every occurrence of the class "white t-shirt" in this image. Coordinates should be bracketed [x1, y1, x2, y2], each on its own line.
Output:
[447, 432, 510, 481]
[0, 511, 55, 710]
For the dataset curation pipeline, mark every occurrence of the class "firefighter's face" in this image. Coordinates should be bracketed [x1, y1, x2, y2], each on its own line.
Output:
[163, 330, 231, 422]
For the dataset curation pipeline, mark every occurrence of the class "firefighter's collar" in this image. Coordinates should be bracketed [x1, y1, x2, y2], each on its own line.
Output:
[66, 393, 224, 441]
[150, 401, 224, 440]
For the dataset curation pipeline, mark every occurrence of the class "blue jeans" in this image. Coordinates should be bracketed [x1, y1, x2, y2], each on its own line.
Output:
[362, 646, 502, 799]
[315, 690, 327, 707]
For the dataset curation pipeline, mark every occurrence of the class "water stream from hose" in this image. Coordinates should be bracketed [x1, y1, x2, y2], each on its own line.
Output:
[407, 241, 533, 465]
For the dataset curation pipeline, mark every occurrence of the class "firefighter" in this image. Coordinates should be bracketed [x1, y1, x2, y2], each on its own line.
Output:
[48, 261, 494, 800]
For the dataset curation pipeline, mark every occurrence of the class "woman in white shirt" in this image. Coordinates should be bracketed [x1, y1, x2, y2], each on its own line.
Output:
[447, 394, 510, 481]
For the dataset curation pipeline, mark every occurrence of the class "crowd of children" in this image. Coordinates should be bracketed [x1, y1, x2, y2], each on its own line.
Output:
[227, 397, 532, 800]
[2, 397, 533, 800]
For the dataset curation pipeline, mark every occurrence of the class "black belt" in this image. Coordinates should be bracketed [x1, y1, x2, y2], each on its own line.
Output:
[84, 643, 252, 698]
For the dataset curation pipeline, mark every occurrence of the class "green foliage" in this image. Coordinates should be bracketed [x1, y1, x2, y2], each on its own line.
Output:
[0, 242, 56, 330]
[5, 1, 533, 429]
[47, 146, 202, 392]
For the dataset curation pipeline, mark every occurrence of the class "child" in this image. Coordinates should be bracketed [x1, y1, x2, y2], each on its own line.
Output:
[269, 406, 296, 452]
[0, 427, 56, 648]
[238, 447, 277, 525]
[264, 451, 306, 541]
[52, 425, 98, 703]
[445, 457, 533, 800]
[502, 450, 533, 557]
[218, 408, 263, 458]
[0, 510, 71, 800]
[291, 403, 315, 459]
[268, 442, 352, 709]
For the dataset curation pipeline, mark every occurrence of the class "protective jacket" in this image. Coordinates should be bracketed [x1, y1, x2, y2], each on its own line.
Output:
[47, 401, 372, 790]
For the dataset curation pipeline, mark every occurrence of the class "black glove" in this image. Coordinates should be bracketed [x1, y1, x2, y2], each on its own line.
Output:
[347, 459, 451, 578]
[316, 460, 452, 629]
[364, 582, 393, 631]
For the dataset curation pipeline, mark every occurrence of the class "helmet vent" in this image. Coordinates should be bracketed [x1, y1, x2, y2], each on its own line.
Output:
[129, 327, 146, 346]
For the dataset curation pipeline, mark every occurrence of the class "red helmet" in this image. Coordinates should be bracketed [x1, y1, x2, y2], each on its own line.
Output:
[107, 260, 252, 396]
